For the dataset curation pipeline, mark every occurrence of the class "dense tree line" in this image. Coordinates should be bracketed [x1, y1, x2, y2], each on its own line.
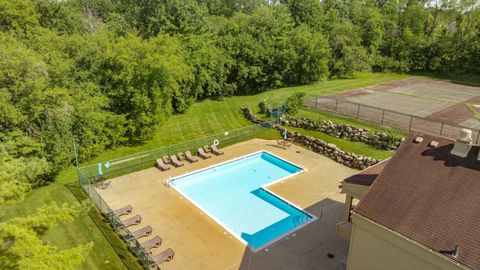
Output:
[1, 0, 479, 186]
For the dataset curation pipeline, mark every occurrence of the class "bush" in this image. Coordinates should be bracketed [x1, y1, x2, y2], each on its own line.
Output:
[285, 92, 306, 115]
[258, 100, 271, 115]
[371, 55, 410, 73]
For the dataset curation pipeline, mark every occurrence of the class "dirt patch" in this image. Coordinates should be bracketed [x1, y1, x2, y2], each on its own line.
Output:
[424, 97, 480, 125]
[328, 78, 431, 99]
[371, 77, 431, 91]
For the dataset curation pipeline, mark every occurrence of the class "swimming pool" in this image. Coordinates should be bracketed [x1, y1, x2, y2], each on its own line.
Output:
[170, 151, 315, 251]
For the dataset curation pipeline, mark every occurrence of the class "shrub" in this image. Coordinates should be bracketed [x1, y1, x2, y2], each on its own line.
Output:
[285, 92, 306, 115]
[258, 99, 271, 115]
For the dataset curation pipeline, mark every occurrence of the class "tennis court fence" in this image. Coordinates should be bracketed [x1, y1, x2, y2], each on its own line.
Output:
[307, 96, 480, 144]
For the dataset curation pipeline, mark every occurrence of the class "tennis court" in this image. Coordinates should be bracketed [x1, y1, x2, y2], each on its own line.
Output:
[325, 77, 480, 128]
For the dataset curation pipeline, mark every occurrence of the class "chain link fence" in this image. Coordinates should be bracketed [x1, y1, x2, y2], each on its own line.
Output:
[77, 123, 272, 269]
[308, 96, 480, 144]
[78, 169, 158, 269]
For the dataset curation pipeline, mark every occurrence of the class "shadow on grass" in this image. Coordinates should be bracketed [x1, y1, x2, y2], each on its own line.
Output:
[65, 182, 144, 270]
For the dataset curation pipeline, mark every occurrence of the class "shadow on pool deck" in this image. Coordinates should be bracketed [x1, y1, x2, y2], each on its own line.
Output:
[239, 198, 349, 270]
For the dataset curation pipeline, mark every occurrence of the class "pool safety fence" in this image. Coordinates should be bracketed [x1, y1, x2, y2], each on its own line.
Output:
[78, 169, 159, 269]
[306, 96, 480, 144]
[77, 123, 271, 270]
[78, 123, 272, 183]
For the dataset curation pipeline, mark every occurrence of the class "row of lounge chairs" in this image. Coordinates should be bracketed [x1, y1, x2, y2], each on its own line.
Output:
[155, 145, 224, 171]
[113, 204, 175, 265]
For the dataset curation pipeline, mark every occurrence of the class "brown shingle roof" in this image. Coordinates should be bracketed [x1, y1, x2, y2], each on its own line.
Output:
[354, 131, 480, 269]
[343, 159, 388, 186]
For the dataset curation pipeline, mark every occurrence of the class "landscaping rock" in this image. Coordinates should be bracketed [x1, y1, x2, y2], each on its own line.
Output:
[278, 117, 403, 150]
[241, 107, 384, 169]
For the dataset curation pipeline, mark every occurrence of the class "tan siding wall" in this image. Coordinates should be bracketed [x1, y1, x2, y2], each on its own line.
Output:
[347, 213, 470, 270]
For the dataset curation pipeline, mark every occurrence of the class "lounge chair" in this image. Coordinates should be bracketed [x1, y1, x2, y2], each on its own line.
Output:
[211, 145, 224, 155]
[197, 148, 211, 159]
[177, 152, 186, 161]
[155, 159, 170, 171]
[185, 151, 199, 163]
[132, 225, 153, 239]
[122, 214, 142, 227]
[113, 204, 133, 217]
[170, 155, 184, 167]
[142, 236, 162, 250]
[152, 248, 175, 264]
[162, 156, 171, 164]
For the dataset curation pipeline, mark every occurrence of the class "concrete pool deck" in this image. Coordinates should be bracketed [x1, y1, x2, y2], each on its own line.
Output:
[96, 139, 358, 270]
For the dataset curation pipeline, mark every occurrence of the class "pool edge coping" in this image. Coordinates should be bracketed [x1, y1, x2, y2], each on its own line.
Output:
[168, 150, 318, 253]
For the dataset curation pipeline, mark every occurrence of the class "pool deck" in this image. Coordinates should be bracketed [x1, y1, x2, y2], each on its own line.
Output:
[96, 139, 357, 270]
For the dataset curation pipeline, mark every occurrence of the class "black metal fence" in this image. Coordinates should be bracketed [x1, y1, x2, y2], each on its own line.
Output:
[78, 169, 158, 269]
[77, 123, 272, 269]
[308, 96, 480, 144]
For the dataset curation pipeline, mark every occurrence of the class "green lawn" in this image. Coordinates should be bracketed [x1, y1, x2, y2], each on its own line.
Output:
[6, 72, 409, 270]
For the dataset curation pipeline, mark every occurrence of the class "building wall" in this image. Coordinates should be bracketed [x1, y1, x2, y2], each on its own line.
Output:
[347, 213, 471, 270]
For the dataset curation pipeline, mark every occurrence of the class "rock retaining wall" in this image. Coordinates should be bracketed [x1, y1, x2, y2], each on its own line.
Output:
[282, 129, 378, 169]
[241, 107, 381, 169]
[280, 118, 402, 150]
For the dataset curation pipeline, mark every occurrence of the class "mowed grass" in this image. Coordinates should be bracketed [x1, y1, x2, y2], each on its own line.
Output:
[6, 72, 409, 270]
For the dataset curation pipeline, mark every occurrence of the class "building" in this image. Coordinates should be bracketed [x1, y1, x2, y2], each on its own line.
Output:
[338, 130, 480, 270]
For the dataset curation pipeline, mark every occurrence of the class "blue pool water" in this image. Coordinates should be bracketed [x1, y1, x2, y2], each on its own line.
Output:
[171, 151, 313, 250]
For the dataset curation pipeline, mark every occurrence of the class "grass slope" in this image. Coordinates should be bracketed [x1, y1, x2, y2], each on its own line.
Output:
[6, 73, 408, 270]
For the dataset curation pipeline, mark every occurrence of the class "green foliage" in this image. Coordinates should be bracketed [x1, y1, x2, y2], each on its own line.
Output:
[287, 24, 330, 84]
[0, 150, 92, 269]
[34, 0, 83, 34]
[96, 33, 190, 141]
[176, 34, 234, 110]
[0, 202, 93, 270]
[329, 21, 371, 77]
[216, 6, 295, 93]
[0, 0, 39, 31]
[282, 0, 324, 31]
[285, 92, 305, 115]
[116, 0, 210, 38]
[258, 99, 271, 115]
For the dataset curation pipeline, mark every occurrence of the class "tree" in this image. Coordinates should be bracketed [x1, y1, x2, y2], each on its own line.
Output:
[177, 34, 234, 108]
[216, 6, 296, 94]
[358, 6, 385, 54]
[0, 150, 92, 269]
[34, 0, 84, 34]
[287, 24, 330, 84]
[96, 33, 190, 141]
[115, 0, 209, 38]
[329, 21, 371, 77]
[0, 0, 39, 32]
[282, 0, 324, 31]
[285, 92, 305, 115]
